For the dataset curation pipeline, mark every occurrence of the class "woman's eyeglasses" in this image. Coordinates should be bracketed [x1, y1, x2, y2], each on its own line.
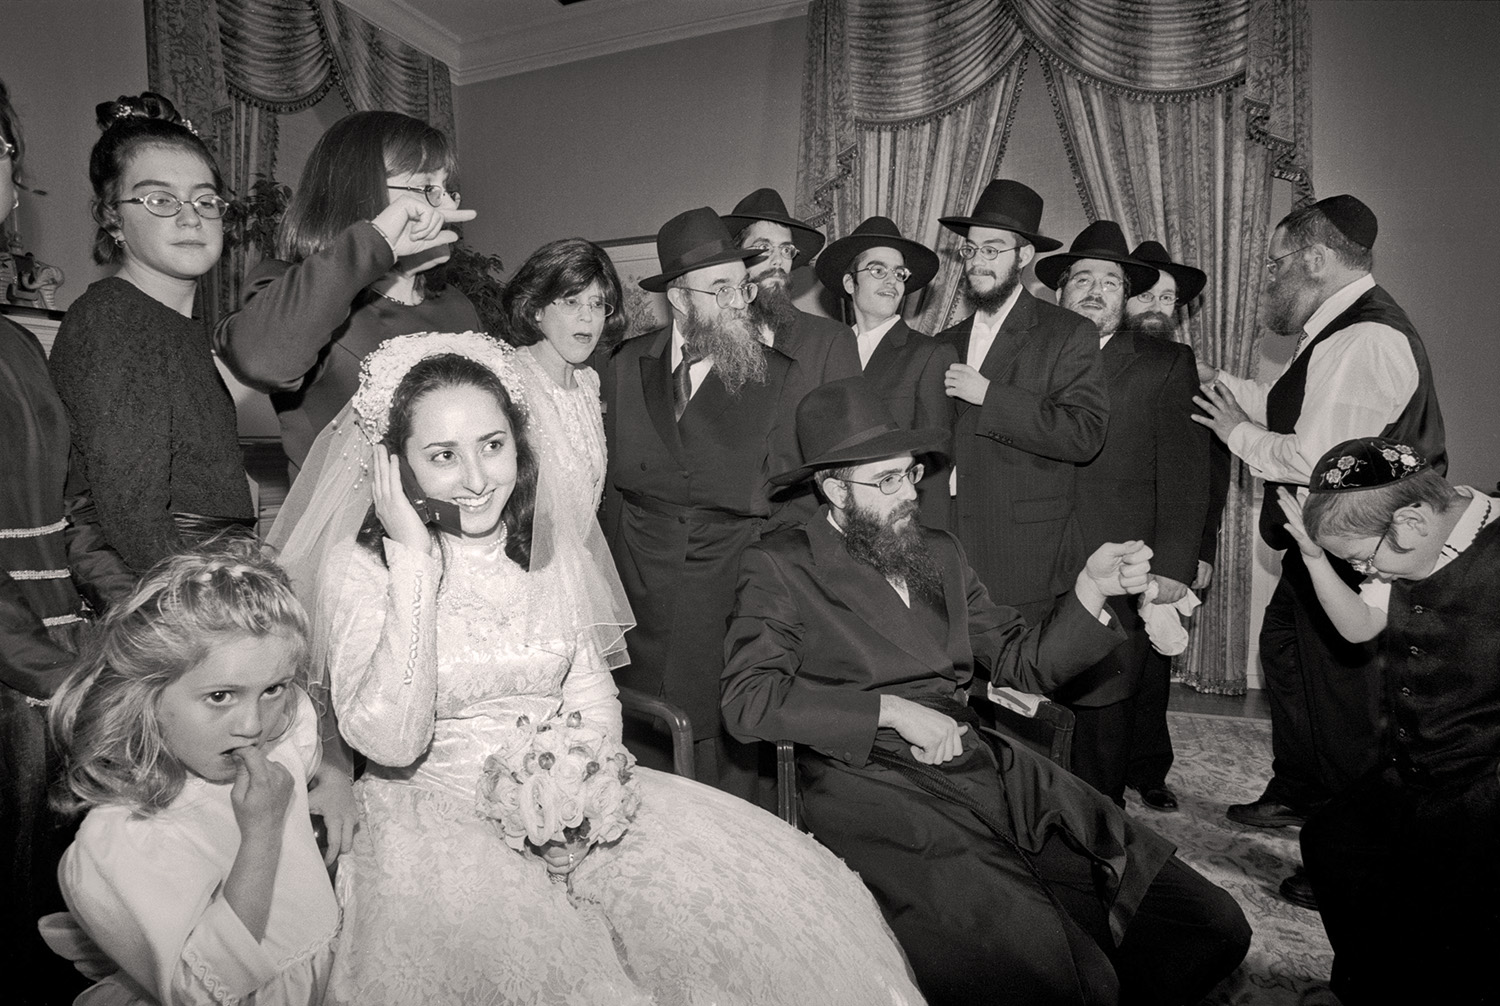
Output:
[388, 183, 460, 208]
[117, 192, 231, 219]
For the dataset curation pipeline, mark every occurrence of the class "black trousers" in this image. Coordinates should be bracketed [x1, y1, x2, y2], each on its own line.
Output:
[1301, 767, 1500, 1005]
[1029, 838, 1250, 1006]
[1071, 700, 1133, 805]
[1125, 649, 1174, 790]
[1259, 551, 1380, 809]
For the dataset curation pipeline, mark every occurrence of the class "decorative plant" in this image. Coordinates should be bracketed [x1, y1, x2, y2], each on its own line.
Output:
[441, 243, 507, 336]
[226, 174, 294, 264]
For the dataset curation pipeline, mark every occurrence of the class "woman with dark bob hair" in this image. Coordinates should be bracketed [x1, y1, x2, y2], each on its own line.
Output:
[48, 91, 254, 573]
[214, 110, 479, 469]
[500, 239, 627, 514]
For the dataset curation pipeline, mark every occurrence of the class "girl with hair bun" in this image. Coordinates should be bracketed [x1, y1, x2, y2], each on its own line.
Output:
[49, 541, 339, 1006]
[213, 110, 479, 469]
[48, 92, 255, 573]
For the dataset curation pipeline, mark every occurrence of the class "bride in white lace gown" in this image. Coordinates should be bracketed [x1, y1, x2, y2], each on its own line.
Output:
[269, 317, 922, 1005]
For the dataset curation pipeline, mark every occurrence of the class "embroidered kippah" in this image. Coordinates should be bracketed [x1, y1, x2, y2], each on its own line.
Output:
[352, 331, 526, 441]
[1313, 194, 1378, 249]
[1310, 437, 1426, 493]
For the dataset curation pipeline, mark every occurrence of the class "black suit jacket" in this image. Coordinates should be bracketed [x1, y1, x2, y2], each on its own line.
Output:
[722, 512, 1172, 988]
[1058, 331, 1210, 706]
[601, 324, 803, 738]
[863, 319, 958, 530]
[935, 290, 1108, 612]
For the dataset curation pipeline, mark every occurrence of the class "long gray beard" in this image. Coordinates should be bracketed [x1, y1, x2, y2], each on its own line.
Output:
[841, 498, 944, 604]
[682, 303, 768, 396]
[746, 278, 802, 342]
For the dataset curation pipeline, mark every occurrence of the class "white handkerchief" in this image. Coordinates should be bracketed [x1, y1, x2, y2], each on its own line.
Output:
[1138, 582, 1202, 656]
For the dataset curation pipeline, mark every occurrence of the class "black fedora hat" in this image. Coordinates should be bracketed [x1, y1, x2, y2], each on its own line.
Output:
[1130, 241, 1207, 303]
[639, 208, 765, 293]
[815, 216, 940, 296]
[937, 179, 1062, 252]
[720, 188, 826, 263]
[1034, 221, 1159, 293]
[771, 376, 948, 486]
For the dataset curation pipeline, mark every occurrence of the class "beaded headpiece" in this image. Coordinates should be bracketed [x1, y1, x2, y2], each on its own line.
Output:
[1310, 437, 1426, 494]
[351, 331, 526, 441]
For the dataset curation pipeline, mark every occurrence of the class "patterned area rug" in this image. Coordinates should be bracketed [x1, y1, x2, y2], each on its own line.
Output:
[1121, 712, 1333, 1005]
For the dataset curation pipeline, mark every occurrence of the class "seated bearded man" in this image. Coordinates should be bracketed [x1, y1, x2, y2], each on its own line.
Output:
[722, 377, 1250, 1006]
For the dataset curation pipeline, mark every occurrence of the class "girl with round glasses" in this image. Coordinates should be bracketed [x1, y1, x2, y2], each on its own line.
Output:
[49, 91, 255, 573]
[215, 111, 480, 469]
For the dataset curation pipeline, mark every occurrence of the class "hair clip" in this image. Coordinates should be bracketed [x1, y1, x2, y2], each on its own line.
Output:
[181, 117, 198, 137]
[111, 104, 136, 124]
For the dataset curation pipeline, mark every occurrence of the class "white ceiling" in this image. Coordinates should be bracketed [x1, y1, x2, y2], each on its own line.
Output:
[338, 0, 807, 85]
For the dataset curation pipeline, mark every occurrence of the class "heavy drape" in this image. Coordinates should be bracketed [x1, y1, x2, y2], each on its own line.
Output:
[797, 0, 1312, 693]
[143, 0, 456, 326]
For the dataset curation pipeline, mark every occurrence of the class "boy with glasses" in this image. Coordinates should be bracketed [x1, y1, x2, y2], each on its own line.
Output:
[815, 215, 956, 529]
[1275, 438, 1498, 1006]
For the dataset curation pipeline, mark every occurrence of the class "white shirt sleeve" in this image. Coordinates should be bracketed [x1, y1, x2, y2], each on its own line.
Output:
[1227, 322, 1419, 484]
[1215, 371, 1270, 426]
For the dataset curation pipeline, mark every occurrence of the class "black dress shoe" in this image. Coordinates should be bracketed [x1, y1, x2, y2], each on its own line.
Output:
[1140, 784, 1178, 812]
[1279, 868, 1318, 910]
[1226, 797, 1307, 828]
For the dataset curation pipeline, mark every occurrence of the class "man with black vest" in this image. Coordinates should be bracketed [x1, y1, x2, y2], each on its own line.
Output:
[1193, 196, 1446, 896]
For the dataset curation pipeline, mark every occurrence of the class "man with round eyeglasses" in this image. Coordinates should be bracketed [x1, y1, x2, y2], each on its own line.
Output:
[723, 377, 1250, 1006]
[600, 207, 817, 801]
[1190, 196, 1446, 910]
[932, 179, 1109, 625]
[816, 216, 957, 529]
[1035, 222, 1211, 811]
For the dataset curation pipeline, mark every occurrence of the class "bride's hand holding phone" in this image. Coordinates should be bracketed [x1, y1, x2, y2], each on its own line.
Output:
[372, 447, 437, 556]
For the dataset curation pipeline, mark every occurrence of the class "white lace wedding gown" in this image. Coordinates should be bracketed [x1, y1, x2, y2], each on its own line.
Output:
[323, 352, 923, 1005]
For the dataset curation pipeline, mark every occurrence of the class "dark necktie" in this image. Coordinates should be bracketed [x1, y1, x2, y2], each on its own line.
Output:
[673, 346, 702, 422]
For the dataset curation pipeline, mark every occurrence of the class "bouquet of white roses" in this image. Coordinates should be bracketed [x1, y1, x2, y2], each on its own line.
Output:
[477, 711, 641, 855]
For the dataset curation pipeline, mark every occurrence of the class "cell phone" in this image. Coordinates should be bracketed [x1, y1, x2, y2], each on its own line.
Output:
[396, 453, 464, 536]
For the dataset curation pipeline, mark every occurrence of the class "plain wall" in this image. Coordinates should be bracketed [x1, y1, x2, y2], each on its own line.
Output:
[1310, 0, 1499, 490]
[4, 0, 149, 310]
[454, 17, 805, 277]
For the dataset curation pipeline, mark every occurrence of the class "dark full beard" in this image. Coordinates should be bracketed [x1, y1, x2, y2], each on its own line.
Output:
[746, 278, 802, 341]
[964, 258, 1023, 313]
[682, 300, 768, 396]
[841, 498, 944, 603]
[1122, 310, 1178, 341]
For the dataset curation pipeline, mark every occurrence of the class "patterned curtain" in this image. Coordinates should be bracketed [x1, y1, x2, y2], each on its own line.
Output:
[143, 0, 457, 327]
[1040, 0, 1311, 694]
[798, 0, 1312, 693]
[796, 0, 1029, 334]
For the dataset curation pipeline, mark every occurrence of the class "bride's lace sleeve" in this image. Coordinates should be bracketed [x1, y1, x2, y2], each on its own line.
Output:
[327, 538, 442, 766]
[559, 633, 623, 743]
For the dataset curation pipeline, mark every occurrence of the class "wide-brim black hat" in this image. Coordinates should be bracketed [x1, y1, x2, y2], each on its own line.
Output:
[1130, 240, 1207, 303]
[719, 188, 826, 263]
[1034, 220, 1159, 293]
[770, 376, 948, 486]
[937, 179, 1063, 252]
[639, 207, 765, 293]
[814, 216, 940, 296]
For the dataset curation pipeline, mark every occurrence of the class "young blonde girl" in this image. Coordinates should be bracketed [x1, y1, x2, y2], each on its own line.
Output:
[49, 543, 339, 1005]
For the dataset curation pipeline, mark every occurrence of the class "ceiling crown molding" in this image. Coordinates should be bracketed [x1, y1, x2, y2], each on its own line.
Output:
[338, 0, 807, 87]
[337, 0, 465, 70]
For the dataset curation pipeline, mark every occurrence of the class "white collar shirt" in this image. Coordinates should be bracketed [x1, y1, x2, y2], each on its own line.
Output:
[854, 315, 902, 369]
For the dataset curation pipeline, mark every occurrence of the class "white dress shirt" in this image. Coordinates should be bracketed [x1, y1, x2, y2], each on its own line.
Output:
[671, 321, 714, 399]
[854, 315, 902, 369]
[951, 286, 1025, 496]
[1216, 274, 1419, 485]
[964, 285, 1023, 371]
